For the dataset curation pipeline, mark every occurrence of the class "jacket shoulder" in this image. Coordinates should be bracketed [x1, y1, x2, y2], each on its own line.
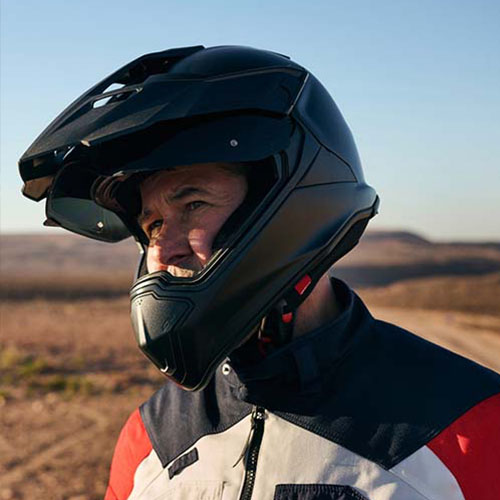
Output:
[280, 314, 500, 472]
[427, 392, 500, 500]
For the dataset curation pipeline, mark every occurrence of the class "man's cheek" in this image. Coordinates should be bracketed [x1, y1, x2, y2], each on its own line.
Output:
[145, 245, 162, 273]
[145, 252, 154, 274]
[189, 229, 214, 263]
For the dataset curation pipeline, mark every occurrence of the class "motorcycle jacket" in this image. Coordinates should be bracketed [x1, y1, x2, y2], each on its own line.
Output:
[105, 279, 500, 500]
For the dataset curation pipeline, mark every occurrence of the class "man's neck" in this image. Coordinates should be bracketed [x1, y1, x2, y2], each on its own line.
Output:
[293, 273, 340, 339]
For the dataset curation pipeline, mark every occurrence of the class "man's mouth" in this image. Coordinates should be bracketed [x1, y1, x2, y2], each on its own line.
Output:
[167, 256, 205, 278]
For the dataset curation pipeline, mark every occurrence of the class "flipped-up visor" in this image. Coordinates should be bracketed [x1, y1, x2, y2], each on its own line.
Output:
[45, 114, 293, 242]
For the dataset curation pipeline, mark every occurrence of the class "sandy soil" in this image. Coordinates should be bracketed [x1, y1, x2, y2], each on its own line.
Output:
[0, 298, 164, 500]
[1, 295, 499, 499]
[0, 392, 151, 500]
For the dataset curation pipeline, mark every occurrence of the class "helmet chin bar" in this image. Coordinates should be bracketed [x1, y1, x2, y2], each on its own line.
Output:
[135, 245, 298, 362]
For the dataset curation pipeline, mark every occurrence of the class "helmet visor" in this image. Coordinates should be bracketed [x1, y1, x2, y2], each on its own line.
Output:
[46, 163, 131, 242]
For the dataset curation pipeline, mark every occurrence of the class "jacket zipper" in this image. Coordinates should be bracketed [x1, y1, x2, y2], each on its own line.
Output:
[238, 406, 266, 500]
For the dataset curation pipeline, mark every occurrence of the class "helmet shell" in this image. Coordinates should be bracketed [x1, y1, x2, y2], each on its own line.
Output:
[18, 45, 379, 390]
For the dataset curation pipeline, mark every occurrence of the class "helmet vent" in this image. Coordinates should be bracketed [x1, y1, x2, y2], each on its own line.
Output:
[92, 87, 140, 108]
[118, 57, 176, 85]
[103, 82, 126, 93]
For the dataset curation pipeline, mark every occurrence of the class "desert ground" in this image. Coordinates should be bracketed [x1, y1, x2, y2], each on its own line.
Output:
[1, 232, 499, 499]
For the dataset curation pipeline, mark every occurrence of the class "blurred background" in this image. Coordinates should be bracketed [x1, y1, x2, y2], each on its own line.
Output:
[1, 1, 499, 498]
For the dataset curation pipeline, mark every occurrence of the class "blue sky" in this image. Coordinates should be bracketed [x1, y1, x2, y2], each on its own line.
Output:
[1, 0, 499, 241]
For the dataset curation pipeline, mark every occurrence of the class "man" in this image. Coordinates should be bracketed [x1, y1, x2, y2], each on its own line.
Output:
[19, 45, 500, 499]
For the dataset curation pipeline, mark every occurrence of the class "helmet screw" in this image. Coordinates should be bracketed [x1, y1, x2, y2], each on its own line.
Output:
[229, 139, 238, 147]
[97, 221, 104, 229]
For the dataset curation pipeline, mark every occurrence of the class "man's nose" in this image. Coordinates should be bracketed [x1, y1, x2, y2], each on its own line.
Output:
[146, 224, 191, 273]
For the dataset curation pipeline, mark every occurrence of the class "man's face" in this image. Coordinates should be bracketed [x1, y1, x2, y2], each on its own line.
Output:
[138, 163, 248, 277]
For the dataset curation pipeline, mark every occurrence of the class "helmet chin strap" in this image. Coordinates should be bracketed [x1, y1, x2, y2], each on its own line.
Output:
[229, 272, 315, 365]
[257, 272, 315, 355]
[257, 299, 295, 355]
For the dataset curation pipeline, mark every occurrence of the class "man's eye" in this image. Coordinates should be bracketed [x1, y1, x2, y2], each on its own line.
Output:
[186, 201, 206, 211]
[147, 219, 163, 236]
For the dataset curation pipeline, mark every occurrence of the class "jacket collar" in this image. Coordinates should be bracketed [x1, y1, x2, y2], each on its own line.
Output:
[225, 278, 374, 413]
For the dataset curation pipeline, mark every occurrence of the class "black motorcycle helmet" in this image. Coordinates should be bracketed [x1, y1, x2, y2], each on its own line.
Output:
[19, 45, 379, 390]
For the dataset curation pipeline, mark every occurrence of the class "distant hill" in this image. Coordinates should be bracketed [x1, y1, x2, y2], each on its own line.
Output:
[362, 230, 500, 250]
[1, 230, 500, 289]
[361, 230, 432, 246]
[333, 230, 500, 286]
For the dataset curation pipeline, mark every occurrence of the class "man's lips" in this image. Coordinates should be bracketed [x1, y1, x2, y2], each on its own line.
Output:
[166, 255, 207, 278]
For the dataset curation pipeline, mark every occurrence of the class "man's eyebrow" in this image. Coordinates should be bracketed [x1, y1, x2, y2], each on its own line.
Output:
[137, 208, 152, 227]
[170, 186, 210, 201]
[137, 186, 212, 226]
